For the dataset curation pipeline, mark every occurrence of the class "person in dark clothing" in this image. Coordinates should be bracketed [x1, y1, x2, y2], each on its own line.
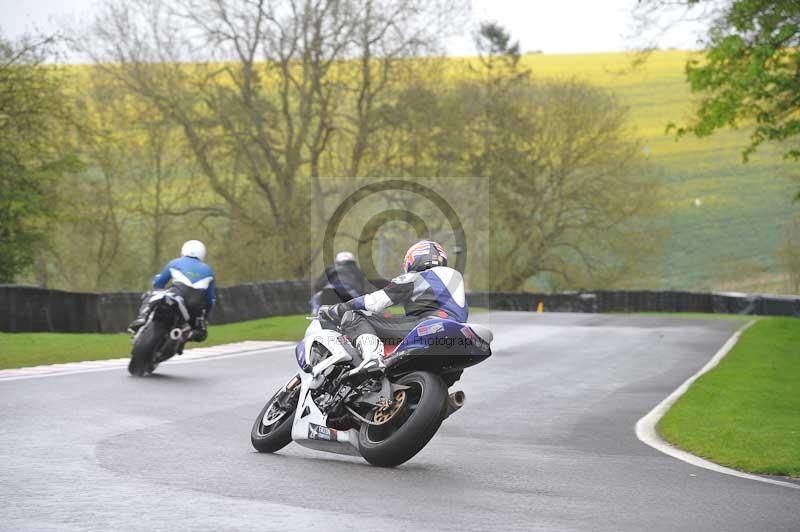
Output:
[318, 240, 467, 377]
[311, 251, 370, 312]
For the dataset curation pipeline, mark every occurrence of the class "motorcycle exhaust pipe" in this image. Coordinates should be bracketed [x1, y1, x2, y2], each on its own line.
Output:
[445, 390, 466, 419]
[169, 328, 183, 341]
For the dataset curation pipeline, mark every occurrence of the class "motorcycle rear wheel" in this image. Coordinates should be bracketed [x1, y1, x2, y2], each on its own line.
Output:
[128, 322, 166, 377]
[251, 386, 299, 453]
[357, 371, 448, 467]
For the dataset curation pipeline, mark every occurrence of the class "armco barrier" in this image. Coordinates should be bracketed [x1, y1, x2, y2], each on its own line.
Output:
[1, 285, 798, 333]
[467, 290, 798, 317]
[0, 285, 101, 333]
[0, 281, 313, 333]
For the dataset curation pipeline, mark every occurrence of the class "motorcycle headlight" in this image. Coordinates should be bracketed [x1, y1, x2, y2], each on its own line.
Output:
[309, 344, 328, 366]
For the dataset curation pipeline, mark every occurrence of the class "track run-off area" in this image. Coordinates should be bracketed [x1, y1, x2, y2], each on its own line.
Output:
[1, 312, 797, 531]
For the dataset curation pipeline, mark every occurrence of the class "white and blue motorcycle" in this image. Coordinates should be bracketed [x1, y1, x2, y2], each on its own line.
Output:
[250, 311, 493, 467]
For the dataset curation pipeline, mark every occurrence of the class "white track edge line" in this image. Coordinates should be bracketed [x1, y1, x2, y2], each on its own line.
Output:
[635, 320, 800, 490]
[0, 343, 294, 382]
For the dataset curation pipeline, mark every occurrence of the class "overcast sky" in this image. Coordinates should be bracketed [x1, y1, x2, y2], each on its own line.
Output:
[1, 0, 707, 57]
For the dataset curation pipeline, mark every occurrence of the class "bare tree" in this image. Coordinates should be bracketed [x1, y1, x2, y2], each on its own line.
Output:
[490, 79, 661, 289]
[777, 215, 800, 294]
[372, 51, 663, 291]
[77, 0, 464, 280]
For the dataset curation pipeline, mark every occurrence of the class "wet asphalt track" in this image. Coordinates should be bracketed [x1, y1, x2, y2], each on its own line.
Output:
[1, 312, 798, 531]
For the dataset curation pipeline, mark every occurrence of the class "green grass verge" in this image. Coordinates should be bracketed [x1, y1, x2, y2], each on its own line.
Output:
[0, 314, 309, 370]
[0, 307, 493, 370]
[658, 317, 800, 477]
[622, 312, 754, 321]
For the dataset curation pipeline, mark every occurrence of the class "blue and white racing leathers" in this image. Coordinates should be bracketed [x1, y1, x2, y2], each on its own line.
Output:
[152, 256, 217, 317]
[338, 266, 468, 344]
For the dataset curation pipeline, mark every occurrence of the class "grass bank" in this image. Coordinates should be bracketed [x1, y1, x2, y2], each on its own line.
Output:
[658, 316, 800, 477]
[0, 307, 491, 370]
[624, 312, 753, 321]
[0, 314, 309, 370]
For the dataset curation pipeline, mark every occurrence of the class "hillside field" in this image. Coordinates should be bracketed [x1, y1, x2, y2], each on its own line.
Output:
[511, 50, 797, 294]
[61, 50, 797, 294]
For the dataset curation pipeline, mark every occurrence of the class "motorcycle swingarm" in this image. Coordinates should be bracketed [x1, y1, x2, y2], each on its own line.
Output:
[352, 378, 410, 408]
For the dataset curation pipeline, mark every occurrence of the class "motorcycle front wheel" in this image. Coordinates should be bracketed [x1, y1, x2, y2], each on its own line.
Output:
[357, 371, 448, 467]
[251, 385, 300, 453]
[128, 321, 166, 377]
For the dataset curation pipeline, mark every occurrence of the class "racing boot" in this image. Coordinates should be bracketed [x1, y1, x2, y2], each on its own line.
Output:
[127, 317, 146, 334]
[347, 334, 386, 379]
[191, 317, 208, 342]
[127, 292, 152, 334]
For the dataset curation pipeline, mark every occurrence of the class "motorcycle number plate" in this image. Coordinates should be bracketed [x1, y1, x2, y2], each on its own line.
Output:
[308, 423, 338, 442]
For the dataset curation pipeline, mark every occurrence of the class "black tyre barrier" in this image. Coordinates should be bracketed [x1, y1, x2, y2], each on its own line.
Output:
[1, 285, 797, 333]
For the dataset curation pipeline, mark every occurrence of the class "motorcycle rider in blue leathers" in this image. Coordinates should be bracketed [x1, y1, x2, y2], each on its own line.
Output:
[128, 240, 217, 343]
[318, 240, 467, 377]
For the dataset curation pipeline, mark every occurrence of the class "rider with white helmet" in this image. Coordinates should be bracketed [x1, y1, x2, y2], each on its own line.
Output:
[128, 240, 217, 343]
[319, 240, 467, 376]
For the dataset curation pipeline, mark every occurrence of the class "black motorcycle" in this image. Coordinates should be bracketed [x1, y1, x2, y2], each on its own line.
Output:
[128, 289, 203, 376]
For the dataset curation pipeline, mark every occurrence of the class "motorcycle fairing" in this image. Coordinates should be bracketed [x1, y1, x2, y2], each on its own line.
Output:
[392, 318, 492, 353]
[295, 319, 355, 374]
[290, 369, 361, 456]
[385, 318, 492, 372]
[147, 290, 191, 321]
[276, 316, 494, 459]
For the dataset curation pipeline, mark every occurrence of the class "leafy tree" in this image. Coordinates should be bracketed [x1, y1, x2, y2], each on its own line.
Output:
[0, 34, 79, 283]
[638, 1, 800, 197]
